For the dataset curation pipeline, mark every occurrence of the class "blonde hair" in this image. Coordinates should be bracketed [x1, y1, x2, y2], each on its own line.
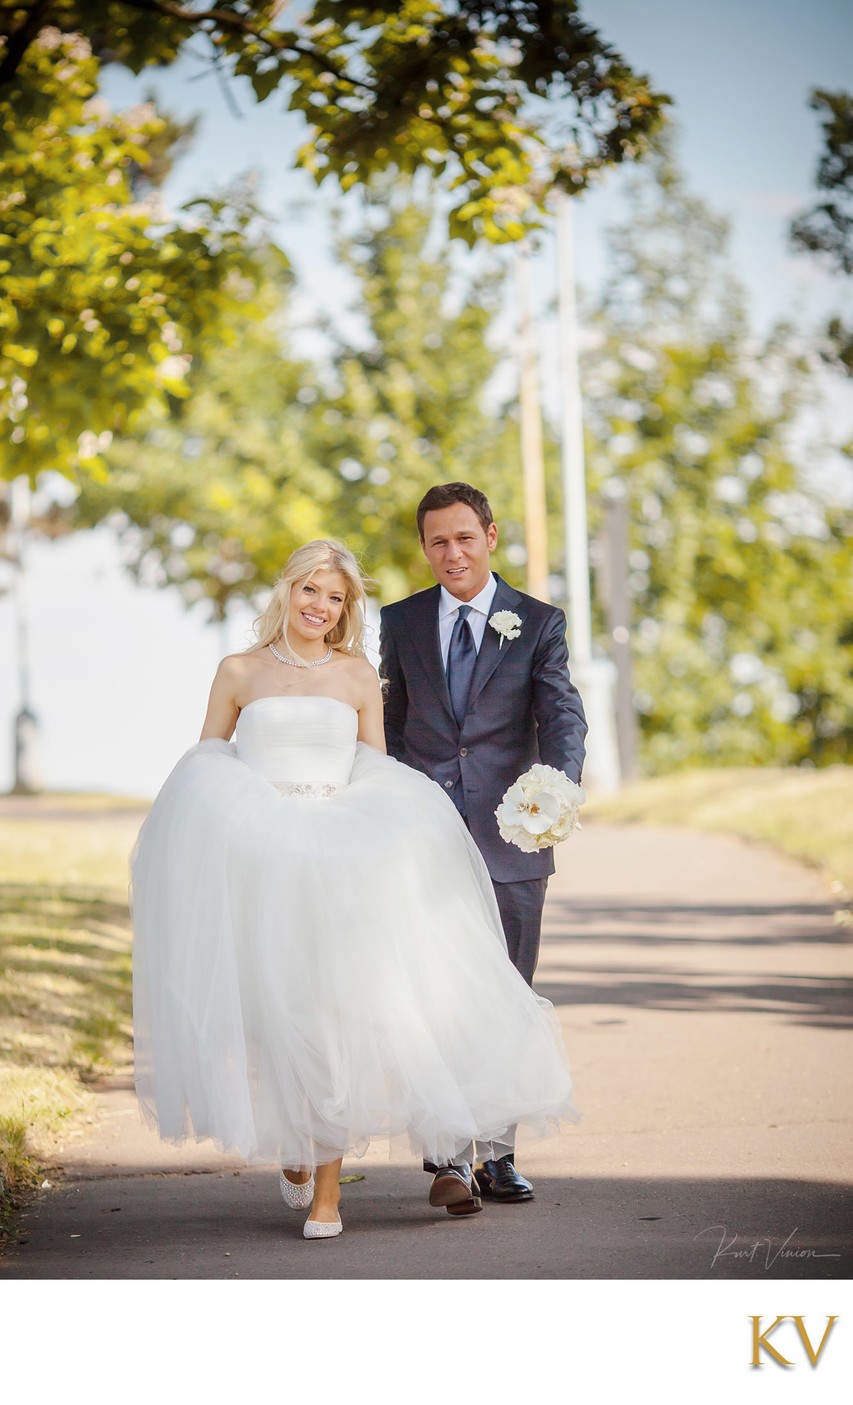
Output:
[250, 540, 371, 660]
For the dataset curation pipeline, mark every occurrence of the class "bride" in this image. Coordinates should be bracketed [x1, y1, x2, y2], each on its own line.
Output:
[131, 539, 577, 1240]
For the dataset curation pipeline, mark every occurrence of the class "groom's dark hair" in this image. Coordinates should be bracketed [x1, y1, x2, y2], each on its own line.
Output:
[417, 482, 494, 540]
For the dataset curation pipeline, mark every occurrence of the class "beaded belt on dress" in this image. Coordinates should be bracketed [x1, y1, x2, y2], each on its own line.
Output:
[272, 781, 341, 798]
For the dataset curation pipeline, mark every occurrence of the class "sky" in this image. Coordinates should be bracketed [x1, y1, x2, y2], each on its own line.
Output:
[1, 0, 852, 796]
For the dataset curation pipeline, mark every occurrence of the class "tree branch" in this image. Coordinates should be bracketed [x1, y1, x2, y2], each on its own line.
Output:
[117, 0, 277, 37]
[118, 0, 377, 93]
[207, 30, 243, 120]
[0, 0, 375, 94]
[0, 0, 52, 86]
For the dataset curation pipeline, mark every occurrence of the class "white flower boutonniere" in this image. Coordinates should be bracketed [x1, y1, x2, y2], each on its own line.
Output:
[489, 610, 522, 649]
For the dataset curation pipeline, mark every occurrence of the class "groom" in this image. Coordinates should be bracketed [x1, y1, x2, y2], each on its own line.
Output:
[379, 482, 587, 1215]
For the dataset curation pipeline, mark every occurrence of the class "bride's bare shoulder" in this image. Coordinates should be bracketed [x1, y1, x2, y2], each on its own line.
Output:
[224, 647, 267, 665]
[337, 652, 376, 677]
[215, 649, 268, 683]
[335, 651, 380, 694]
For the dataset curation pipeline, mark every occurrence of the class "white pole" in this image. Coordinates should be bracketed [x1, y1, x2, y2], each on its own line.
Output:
[515, 241, 550, 603]
[10, 475, 42, 793]
[557, 193, 592, 666]
[556, 191, 621, 792]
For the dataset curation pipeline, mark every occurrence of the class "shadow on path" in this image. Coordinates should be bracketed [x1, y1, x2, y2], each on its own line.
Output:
[2, 1167, 850, 1281]
[534, 969, 853, 1030]
[545, 896, 848, 947]
[537, 888, 853, 1029]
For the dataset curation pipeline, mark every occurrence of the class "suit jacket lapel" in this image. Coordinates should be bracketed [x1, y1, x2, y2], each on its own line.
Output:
[467, 575, 526, 710]
[409, 585, 457, 726]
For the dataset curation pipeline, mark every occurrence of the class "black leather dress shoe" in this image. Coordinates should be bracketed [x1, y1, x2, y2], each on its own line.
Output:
[474, 1156, 534, 1203]
[428, 1164, 483, 1217]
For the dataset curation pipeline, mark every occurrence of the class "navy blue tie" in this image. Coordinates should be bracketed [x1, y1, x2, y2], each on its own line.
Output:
[447, 604, 476, 726]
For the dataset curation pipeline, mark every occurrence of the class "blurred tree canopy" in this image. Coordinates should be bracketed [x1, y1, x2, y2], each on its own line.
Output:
[72, 191, 531, 612]
[584, 148, 853, 769]
[1, 2, 668, 243]
[790, 88, 853, 375]
[308, 191, 531, 600]
[43, 141, 853, 770]
[70, 268, 333, 619]
[1, 2, 667, 487]
[0, 29, 273, 483]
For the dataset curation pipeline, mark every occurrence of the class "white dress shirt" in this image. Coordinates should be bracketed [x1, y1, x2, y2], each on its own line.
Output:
[438, 573, 498, 669]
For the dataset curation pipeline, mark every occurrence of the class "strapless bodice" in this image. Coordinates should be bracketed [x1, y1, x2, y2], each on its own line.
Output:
[235, 695, 358, 789]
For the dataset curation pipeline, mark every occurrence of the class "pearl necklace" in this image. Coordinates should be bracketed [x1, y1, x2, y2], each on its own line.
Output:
[270, 640, 333, 669]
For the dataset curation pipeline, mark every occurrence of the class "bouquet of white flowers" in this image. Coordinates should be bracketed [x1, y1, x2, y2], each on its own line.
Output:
[495, 764, 585, 853]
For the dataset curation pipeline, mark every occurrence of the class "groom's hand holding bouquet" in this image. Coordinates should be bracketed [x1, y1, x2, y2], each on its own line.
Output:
[495, 764, 585, 853]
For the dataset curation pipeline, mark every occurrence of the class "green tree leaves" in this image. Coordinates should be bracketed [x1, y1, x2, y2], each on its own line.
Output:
[790, 88, 853, 375]
[0, 29, 269, 483]
[790, 89, 853, 277]
[1, 2, 669, 243]
[71, 193, 527, 614]
[585, 149, 852, 768]
[1, 3, 668, 490]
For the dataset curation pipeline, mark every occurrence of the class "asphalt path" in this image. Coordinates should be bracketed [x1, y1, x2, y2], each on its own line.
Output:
[2, 821, 851, 1280]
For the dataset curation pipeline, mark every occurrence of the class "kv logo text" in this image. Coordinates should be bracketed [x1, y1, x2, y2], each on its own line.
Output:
[750, 1315, 838, 1368]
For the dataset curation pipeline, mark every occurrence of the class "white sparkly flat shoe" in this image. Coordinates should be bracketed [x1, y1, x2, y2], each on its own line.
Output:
[303, 1215, 343, 1240]
[279, 1170, 315, 1211]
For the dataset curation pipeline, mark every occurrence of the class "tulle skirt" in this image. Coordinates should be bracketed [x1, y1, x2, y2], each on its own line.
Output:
[130, 739, 578, 1169]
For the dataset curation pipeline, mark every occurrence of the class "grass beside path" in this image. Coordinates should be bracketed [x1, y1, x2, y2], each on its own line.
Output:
[586, 765, 853, 897]
[0, 799, 143, 1241]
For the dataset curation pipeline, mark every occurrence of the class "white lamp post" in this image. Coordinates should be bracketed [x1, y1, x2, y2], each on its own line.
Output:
[10, 475, 42, 794]
[515, 239, 550, 602]
[556, 191, 621, 794]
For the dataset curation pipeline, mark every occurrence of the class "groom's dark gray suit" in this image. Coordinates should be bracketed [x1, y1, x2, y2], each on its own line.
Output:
[379, 572, 587, 986]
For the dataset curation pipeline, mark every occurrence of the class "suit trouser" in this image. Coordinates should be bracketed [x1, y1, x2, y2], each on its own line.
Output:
[425, 873, 549, 1170]
[492, 875, 549, 989]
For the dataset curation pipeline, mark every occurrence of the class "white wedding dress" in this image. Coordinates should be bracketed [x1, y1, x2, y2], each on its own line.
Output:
[131, 694, 578, 1169]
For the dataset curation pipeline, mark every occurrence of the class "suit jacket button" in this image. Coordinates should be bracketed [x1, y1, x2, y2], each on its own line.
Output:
[459, 747, 468, 757]
[444, 780, 453, 788]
